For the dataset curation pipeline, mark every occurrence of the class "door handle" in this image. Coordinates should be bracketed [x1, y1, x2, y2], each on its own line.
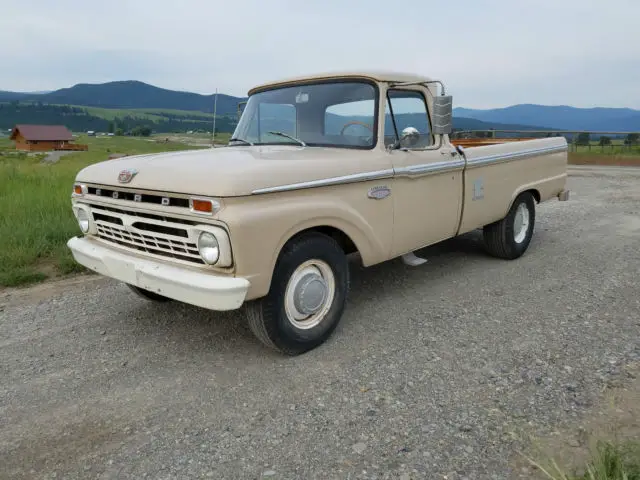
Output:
[440, 149, 457, 157]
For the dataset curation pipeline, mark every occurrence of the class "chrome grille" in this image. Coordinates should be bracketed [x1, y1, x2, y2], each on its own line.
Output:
[89, 205, 205, 265]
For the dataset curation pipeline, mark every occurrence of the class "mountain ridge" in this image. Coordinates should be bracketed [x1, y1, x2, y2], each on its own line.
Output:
[453, 104, 640, 131]
[2, 80, 639, 132]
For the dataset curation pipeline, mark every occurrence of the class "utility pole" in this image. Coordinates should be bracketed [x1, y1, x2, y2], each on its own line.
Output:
[212, 88, 218, 147]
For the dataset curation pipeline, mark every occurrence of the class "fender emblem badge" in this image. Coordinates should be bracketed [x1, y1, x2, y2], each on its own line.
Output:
[368, 186, 391, 200]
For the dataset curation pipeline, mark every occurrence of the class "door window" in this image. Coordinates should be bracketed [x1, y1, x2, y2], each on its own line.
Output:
[385, 89, 433, 148]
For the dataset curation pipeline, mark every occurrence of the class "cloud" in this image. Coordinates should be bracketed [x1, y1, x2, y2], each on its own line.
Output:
[1, 0, 639, 108]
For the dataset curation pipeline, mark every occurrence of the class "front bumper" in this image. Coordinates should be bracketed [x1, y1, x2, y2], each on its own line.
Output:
[67, 236, 250, 310]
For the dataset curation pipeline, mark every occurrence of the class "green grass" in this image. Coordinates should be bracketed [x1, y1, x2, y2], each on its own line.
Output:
[81, 106, 168, 122]
[74, 105, 219, 123]
[0, 135, 205, 288]
[570, 143, 640, 156]
[527, 440, 640, 480]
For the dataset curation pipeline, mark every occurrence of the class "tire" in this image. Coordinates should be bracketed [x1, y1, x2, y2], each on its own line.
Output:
[245, 231, 350, 355]
[483, 191, 536, 260]
[127, 284, 173, 302]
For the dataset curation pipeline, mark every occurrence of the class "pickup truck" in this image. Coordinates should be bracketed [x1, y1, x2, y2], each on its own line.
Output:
[67, 71, 570, 355]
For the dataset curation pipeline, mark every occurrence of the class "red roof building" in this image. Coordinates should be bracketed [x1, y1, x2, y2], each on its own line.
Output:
[10, 124, 87, 152]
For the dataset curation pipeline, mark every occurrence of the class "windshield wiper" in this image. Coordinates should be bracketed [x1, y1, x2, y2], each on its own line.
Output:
[228, 137, 253, 146]
[267, 131, 306, 147]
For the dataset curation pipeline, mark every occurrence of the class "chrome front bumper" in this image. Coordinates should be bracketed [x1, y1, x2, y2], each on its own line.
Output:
[67, 236, 250, 310]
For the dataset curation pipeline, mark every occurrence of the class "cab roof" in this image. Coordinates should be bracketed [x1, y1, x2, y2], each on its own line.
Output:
[248, 70, 435, 95]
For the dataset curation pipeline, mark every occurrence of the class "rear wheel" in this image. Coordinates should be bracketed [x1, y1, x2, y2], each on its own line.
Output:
[245, 232, 350, 355]
[127, 284, 172, 302]
[483, 192, 536, 259]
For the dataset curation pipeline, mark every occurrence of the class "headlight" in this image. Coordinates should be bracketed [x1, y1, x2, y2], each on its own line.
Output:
[198, 231, 220, 264]
[76, 208, 90, 233]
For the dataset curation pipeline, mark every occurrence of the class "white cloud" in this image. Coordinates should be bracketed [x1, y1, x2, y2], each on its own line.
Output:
[1, 0, 639, 108]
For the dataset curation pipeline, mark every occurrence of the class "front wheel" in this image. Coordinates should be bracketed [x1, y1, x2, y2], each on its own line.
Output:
[245, 232, 350, 355]
[483, 192, 536, 259]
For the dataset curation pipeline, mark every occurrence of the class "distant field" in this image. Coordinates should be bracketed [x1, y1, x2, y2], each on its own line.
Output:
[80, 105, 218, 122]
[570, 143, 640, 156]
[568, 142, 640, 165]
[0, 135, 205, 288]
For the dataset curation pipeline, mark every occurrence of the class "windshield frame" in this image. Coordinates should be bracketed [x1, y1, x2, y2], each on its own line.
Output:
[230, 78, 381, 151]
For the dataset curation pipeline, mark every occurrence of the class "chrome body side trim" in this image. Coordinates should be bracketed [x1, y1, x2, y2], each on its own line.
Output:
[250, 143, 567, 194]
[466, 145, 567, 169]
[395, 158, 466, 177]
[251, 169, 395, 195]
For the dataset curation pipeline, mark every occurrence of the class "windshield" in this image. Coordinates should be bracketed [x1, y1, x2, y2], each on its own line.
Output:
[230, 81, 378, 149]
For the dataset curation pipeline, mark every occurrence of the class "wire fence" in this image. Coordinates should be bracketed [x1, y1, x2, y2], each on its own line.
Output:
[450, 130, 640, 154]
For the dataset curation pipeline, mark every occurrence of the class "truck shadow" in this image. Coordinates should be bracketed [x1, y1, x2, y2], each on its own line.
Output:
[124, 229, 492, 357]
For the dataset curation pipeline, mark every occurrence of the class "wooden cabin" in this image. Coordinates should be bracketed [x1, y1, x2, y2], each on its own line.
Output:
[10, 125, 88, 152]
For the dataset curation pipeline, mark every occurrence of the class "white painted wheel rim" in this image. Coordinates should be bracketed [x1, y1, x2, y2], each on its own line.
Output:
[284, 259, 336, 330]
[513, 203, 530, 244]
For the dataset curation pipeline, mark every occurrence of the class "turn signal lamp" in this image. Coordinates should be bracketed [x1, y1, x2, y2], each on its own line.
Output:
[189, 198, 220, 215]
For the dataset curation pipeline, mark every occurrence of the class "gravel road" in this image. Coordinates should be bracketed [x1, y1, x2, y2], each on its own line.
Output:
[1, 167, 639, 480]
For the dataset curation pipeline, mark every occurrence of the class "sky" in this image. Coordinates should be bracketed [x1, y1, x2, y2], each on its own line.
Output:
[1, 0, 639, 109]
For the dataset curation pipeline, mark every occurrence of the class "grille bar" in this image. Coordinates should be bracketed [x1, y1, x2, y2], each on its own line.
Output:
[96, 224, 204, 264]
[88, 204, 205, 265]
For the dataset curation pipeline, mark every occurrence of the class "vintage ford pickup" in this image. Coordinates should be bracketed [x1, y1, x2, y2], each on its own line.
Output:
[67, 71, 570, 355]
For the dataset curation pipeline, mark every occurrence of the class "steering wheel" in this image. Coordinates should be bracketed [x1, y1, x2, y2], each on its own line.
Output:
[340, 121, 374, 136]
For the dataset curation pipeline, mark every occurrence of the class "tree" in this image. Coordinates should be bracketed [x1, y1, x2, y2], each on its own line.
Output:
[599, 136, 612, 146]
[624, 133, 639, 145]
[131, 125, 152, 137]
[115, 128, 124, 136]
[108, 121, 114, 134]
[576, 132, 590, 145]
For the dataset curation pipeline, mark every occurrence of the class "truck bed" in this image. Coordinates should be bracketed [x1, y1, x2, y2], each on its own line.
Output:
[454, 136, 569, 235]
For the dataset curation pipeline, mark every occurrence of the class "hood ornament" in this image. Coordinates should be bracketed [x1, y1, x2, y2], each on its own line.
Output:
[118, 168, 138, 184]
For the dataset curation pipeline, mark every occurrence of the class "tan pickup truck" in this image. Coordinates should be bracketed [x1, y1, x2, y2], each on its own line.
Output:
[67, 71, 570, 355]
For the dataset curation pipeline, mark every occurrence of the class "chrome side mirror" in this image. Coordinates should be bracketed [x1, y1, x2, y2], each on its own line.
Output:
[400, 126, 420, 148]
[432, 95, 453, 135]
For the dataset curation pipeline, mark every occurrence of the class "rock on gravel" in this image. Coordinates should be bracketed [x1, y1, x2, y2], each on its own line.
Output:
[1, 167, 639, 479]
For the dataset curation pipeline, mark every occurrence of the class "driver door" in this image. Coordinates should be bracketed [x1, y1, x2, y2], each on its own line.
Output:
[386, 87, 464, 258]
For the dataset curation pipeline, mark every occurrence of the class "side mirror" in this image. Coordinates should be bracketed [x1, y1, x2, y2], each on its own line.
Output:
[432, 95, 453, 135]
[400, 127, 420, 148]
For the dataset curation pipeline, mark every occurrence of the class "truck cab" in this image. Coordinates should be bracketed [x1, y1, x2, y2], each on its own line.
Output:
[67, 71, 570, 355]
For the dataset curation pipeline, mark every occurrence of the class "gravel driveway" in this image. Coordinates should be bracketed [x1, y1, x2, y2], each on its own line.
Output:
[1, 167, 639, 480]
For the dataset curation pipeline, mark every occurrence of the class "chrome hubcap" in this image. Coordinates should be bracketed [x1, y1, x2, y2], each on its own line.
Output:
[513, 203, 530, 244]
[284, 260, 335, 329]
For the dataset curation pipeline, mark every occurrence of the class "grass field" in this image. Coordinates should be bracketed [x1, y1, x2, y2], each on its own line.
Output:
[80, 105, 217, 122]
[568, 143, 640, 166]
[0, 135, 205, 288]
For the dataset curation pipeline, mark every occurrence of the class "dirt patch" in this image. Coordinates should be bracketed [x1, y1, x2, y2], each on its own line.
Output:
[569, 153, 640, 167]
[41, 151, 74, 164]
[513, 362, 640, 478]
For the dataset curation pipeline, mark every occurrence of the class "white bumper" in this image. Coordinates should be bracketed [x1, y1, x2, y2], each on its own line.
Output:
[67, 236, 250, 311]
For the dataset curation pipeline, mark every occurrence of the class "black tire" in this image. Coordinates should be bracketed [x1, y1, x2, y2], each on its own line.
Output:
[245, 232, 350, 355]
[483, 192, 536, 260]
[127, 284, 173, 302]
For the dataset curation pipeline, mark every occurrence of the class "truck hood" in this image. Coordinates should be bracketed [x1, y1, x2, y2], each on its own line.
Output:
[76, 146, 382, 197]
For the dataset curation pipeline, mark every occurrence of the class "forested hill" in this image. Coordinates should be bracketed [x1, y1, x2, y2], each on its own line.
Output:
[0, 81, 243, 115]
[1, 80, 638, 131]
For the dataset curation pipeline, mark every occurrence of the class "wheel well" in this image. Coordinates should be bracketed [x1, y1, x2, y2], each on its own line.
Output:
[290, 226, 358, 255]
[524, 189, 541, 203]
